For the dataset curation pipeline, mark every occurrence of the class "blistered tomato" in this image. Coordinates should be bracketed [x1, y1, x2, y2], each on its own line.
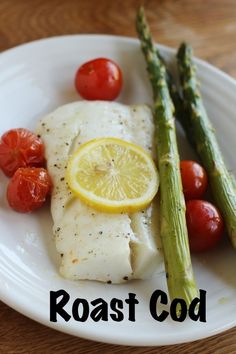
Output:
[7, 167, 51, 213]
[0, 128, 45, 177]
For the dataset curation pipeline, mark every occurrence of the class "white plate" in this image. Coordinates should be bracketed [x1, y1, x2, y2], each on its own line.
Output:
[0, 35, 236, 346]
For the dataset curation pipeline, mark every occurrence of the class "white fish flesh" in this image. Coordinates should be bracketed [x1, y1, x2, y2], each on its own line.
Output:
[36, 101, 163, 283]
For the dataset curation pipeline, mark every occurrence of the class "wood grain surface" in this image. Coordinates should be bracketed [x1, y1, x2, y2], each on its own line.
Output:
[0, 0, 236, 353]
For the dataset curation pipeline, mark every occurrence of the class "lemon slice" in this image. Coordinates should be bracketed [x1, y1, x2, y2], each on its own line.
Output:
[66, 138, 159, 213]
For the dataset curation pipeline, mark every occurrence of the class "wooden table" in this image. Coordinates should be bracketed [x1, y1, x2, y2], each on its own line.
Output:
[0, 0, 236, 353]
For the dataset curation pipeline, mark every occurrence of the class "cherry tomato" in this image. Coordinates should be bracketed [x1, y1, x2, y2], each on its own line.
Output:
[180, 160, 208, 200]
[186, 200, 224, 253]
[7, 167, 51, 213]
[75, 58, 123, 100]
[0, 128, 45, 177]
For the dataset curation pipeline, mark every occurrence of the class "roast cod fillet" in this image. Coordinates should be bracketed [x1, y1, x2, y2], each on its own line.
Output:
[37, 101, 163, 283]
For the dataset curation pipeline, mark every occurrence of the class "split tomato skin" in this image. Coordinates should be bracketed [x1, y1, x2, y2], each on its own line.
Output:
[75, 58, 123, 100]
[180, 160, 208, 200]
[7, 167, 52, 213]
[186, 200, 224, 253]
[0, 128, 45, 177]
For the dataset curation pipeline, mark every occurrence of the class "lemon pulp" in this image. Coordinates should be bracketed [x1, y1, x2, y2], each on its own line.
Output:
[66, 138, 159, 213]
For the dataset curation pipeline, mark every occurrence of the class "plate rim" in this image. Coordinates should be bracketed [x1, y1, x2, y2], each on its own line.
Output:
[1, 33, 236, 88]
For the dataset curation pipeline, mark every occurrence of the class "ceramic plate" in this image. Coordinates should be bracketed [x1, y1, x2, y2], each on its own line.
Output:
[0, 35, 236, 346]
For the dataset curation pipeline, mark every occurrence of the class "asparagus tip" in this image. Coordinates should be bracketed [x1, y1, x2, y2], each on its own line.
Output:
[177, 42, 192, 61]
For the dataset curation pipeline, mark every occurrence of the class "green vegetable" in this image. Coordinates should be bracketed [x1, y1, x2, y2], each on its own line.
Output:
[136, 7, 198, 306]
[155, 48, 192, 142]
[177, 42, 236, 248]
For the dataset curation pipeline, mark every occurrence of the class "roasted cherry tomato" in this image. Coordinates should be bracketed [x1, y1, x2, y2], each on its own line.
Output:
[75, 58, 123, 100]
[7, 167, 51, 213]
[0, 128, 45, 177]
[180, 160, 208, 200]
[186, 200, 224, 253]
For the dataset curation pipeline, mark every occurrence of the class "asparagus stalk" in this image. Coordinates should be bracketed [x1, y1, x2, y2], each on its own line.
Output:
[136, 7, 198, 305]
[155, 49, 194, 142]
[177, 43, 236, 247]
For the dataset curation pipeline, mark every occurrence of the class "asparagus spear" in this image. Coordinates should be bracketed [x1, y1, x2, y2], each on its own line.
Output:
[177, 43, 236, 247]
[155, 50, 193, 141]
[136, 7, 198, 305]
